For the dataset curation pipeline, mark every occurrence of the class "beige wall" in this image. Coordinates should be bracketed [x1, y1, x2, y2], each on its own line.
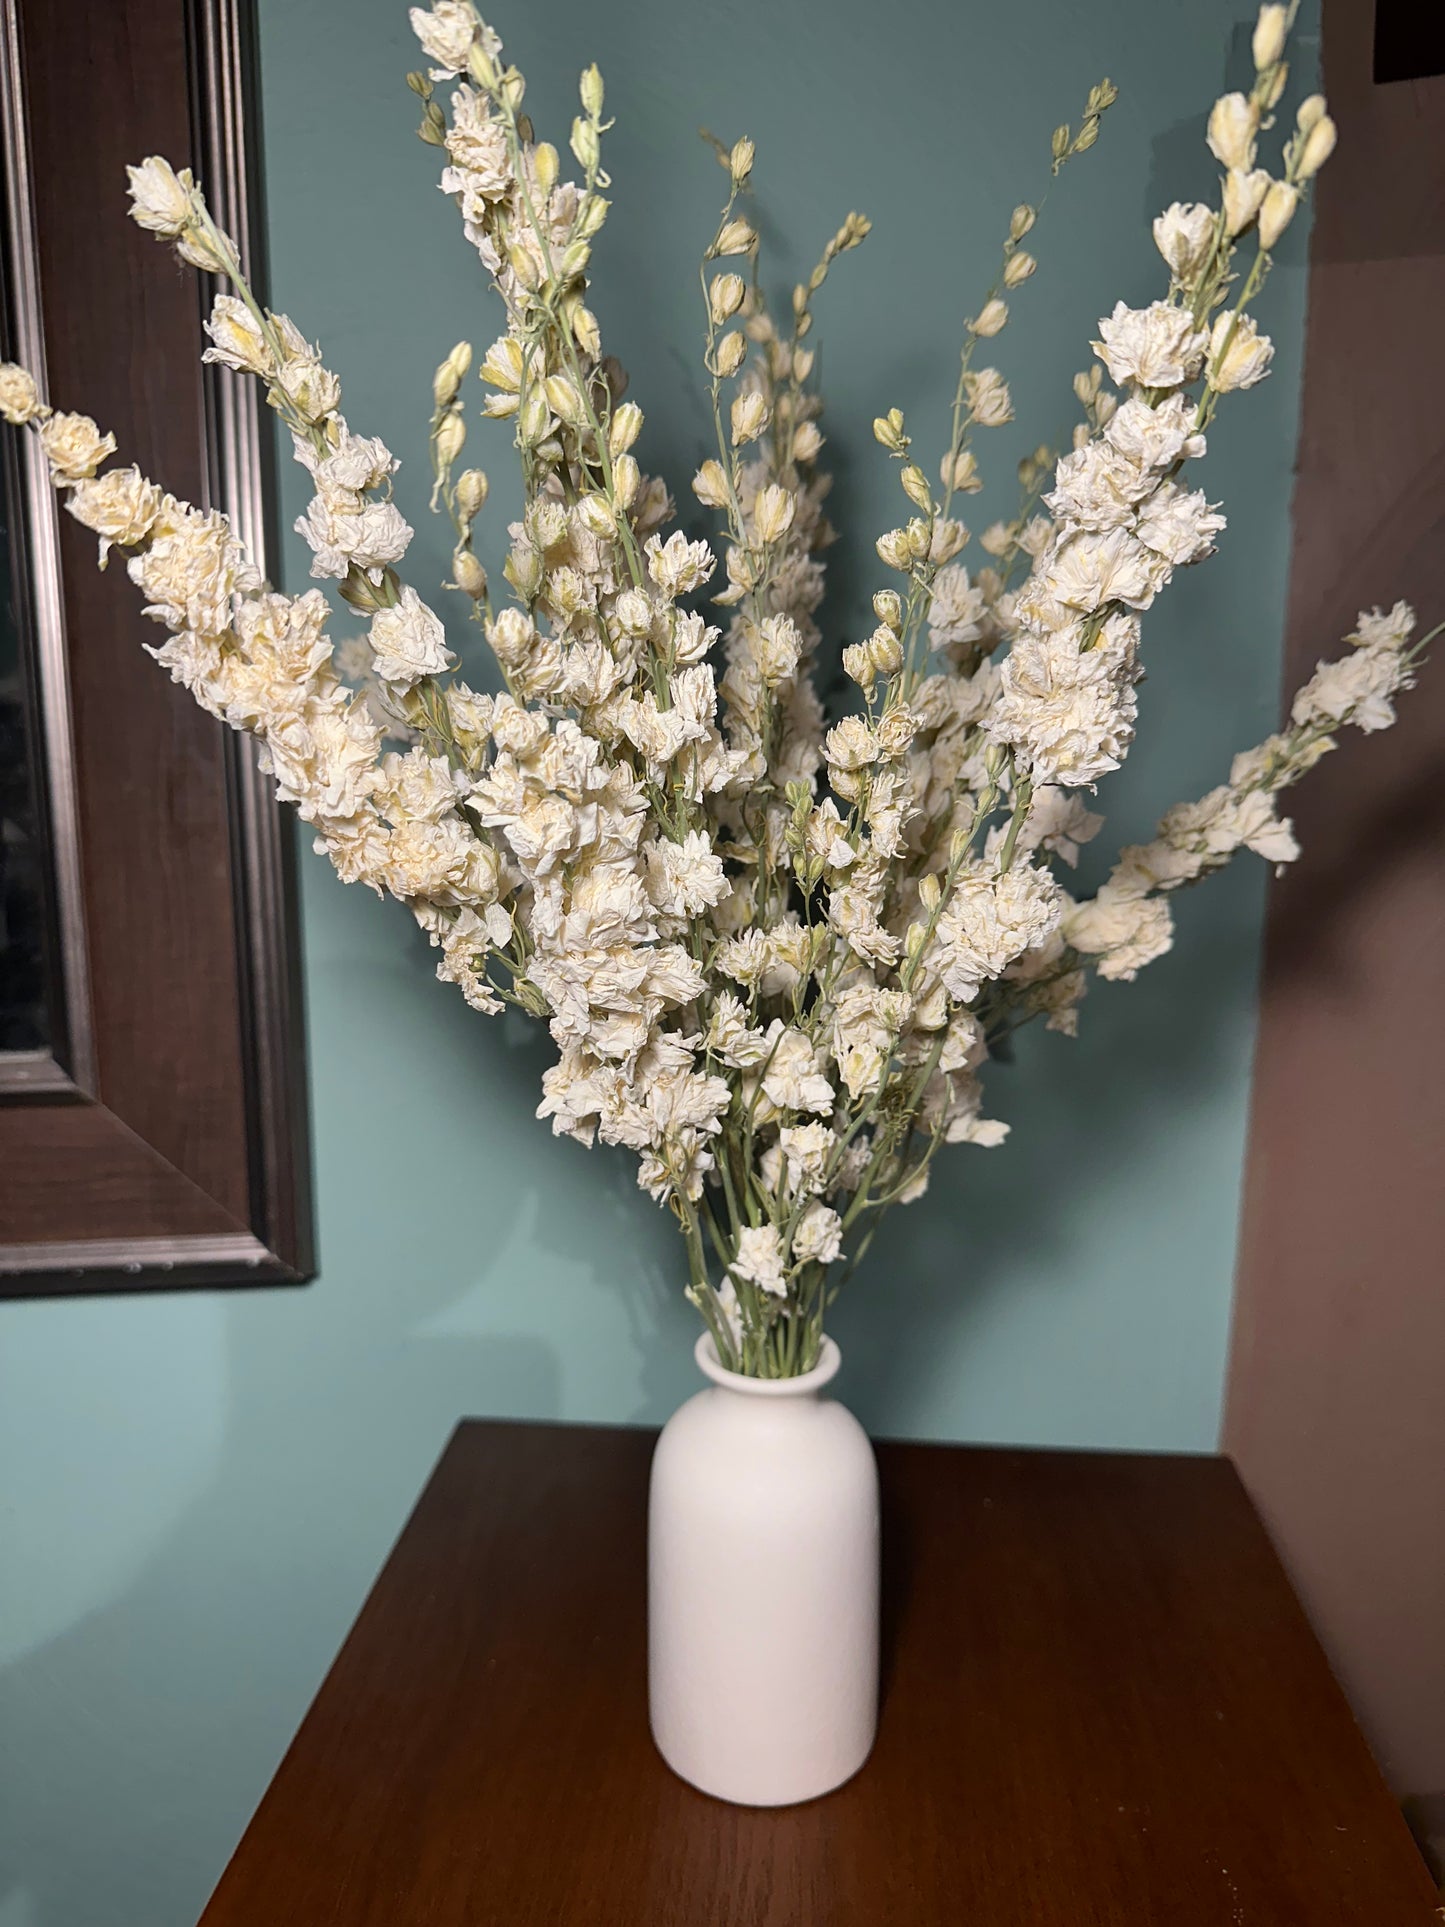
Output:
[1226, 0, 1445, 1815]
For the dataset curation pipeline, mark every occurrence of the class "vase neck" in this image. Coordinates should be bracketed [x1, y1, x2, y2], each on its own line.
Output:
[694, 1332, 841, 1398]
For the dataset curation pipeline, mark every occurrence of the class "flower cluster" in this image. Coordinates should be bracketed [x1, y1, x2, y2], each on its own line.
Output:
[1, 2, 1424, 1377]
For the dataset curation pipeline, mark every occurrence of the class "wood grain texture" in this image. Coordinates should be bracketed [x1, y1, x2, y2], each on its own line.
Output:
[1225, 0, 1445, 1799]
[200, 1423, 1437, 1926]
[0, 0, 312, 1287]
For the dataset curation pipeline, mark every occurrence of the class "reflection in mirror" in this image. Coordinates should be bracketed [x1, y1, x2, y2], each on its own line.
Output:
[0, 424, 57, 1054]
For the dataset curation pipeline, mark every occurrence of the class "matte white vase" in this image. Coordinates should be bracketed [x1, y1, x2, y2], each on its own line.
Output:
[648, 1331, 880, 1806]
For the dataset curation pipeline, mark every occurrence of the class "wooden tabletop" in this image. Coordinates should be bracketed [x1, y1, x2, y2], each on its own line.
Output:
[199, 1422, 1437, 1925]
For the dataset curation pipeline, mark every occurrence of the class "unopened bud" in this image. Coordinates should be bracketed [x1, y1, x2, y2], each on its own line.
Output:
[754, 483, 796, 545]
[900, 463, 932, 512]
[1257, 178, 1299, 249]
[607, 401, 643, 456]
[941, 447, 982, 494]
[1003, 250, 1036, 288]
[872, 406, 908, 453]
[730, 390, 769, 446]
[433, 340, 472, 408]
[1296, 112, 1337, 179]
[970, 297, 1008, 337]
[455, 468, 489, 520]
[1251, 3, 1288, 71]
[579, 63, 604, 117]
[611, 452, 641, 508]
[433, 411, 465, 467]
[1009, 204, 1036, 241]
[872, 589, 903, 630]
[842, 642, 875, 689]
[532, 141, 560, 197]
[692, 458, 731, 509]
[729, 137, 755, 185]
[452, 549, 488, 599]
[714, 330, 747, 378]
[543, 374, 587, 424]
[865, 624, 904, 677]
[713, 217, 756, 257]
[709, 272, 746, 324]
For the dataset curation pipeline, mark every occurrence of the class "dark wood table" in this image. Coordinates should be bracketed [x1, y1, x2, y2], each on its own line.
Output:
[199, 1423, 1437, 1924]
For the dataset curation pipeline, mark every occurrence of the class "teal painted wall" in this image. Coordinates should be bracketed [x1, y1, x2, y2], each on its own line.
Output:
[0, 3, 1314, 1922]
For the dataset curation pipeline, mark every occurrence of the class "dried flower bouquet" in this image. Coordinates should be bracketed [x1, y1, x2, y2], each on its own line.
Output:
[1, 1, 1430, 1376]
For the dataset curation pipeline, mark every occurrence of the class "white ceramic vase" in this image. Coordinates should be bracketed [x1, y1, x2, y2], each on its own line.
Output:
[648, 1331, 880, 1806]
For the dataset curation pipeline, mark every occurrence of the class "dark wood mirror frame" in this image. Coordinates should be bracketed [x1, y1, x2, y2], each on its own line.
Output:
[0, 0, 313, 1293]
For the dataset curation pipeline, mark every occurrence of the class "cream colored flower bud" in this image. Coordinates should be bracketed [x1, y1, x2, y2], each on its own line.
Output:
[941, 447, 982, 494]
[611, 452, 641, 508]
[607, 401, 643, 456]
[559, 239, 591, 280]
[709, 272, 746, 324]
[613, 588, 653, 639]
[918, 873, 942, 912]
[455, 468, 489, 520]
[876, 528, 913, 572]
[506, 242, 542, 290]
[517, 386, 551, 445]
[729, 137, 755, 185]
[713, 217, 756, 257]
[714, 331, 747, 378]
[842, 642, 874, 689]
[576, 492, 616, 538]
[730, 390, 769, 446]
[754, 483, 796, 545]
[1009, 204, 1036, 242]
[1223, 167, 1271, 235]
[525, 499, 568, 550]
[905, 517, 932, 560]
[1252, 3, 1288, 71]
[865, 624, 904, 677]
[872, 407, 907, 453]
[543, 374, 587, 424]
[577, 193, 609, 239]
[533, 141, 560, 197]
[570, 117, 600, 178]
[1003, 250, 1037, 288]
[970, 297, 1008, 337]
[1153, 202, 1216, 284]
[791, 420, 823, 463]
[1207, 92, 1259, 172]
[507, 543, 544, 601]
[1260, 60, 1289, 110]
[1257, 179, 1300, 249]
[452, 548, 487, 599]
[873, 589, 903, 630]
[571, 305, 601, 359]
[465, 38, 498, 88]
[433, 411, 466, 467]
[900, 463, 932, 512]
[579, 62, 604, 116]
[433, 341, 472, 408]
[1296, 93, 1327, 133]
[692, 459, 731, 509]
[1297, 113, 1337, 179]
[176, 226, 235, 276]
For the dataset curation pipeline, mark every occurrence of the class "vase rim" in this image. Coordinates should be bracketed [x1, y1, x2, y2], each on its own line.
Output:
[694, 1331, 842, 1396]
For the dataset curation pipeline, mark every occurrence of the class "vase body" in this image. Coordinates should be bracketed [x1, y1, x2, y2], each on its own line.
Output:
[648, 1332, 880, 1806]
